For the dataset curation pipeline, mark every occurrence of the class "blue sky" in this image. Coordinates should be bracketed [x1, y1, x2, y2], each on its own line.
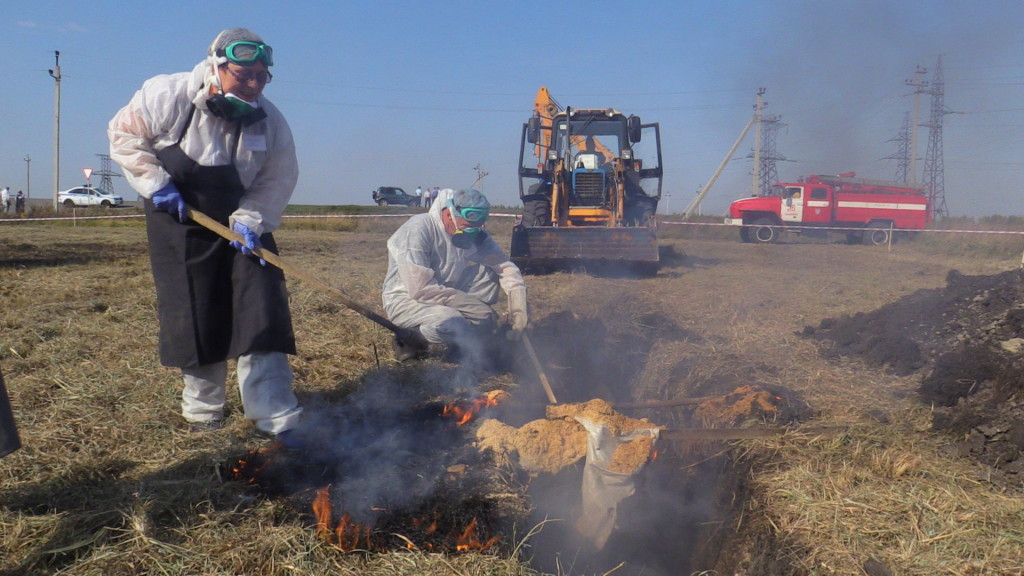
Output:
[2, 1, 1022, 217]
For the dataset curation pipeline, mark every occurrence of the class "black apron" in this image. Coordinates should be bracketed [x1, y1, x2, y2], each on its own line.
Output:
[146, 106, 295, 368]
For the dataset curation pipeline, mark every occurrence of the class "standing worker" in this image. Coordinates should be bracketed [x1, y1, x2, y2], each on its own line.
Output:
[383, 188, 529, 363]
[1, 187, 9, 214]
[108, 28, 303, 447]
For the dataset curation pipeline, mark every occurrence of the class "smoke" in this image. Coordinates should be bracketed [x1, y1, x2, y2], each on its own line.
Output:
[725, 1, 1024, 216]
[286, 370, 471, 524]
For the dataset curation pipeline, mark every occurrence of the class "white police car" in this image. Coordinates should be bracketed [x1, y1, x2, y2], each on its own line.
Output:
[57, 186, 124, 208]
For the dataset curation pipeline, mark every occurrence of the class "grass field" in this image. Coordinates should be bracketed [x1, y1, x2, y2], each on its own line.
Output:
[2, 212, 1024, 575]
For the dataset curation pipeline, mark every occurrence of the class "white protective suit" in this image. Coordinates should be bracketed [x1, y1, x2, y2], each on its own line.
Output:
[383, 189, 526, 345]
[107, 58, 301, 434]
[108, 60, 298, 236]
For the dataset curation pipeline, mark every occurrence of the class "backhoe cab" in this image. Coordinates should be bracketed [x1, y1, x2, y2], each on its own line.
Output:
[512, 91, 663, 274]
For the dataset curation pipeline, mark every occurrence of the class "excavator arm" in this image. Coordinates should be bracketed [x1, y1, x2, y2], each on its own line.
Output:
[532, 87, 616, 170]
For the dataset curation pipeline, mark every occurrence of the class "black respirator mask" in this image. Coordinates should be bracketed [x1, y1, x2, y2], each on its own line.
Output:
[206, 93, 267, 126]
[451, 226, 487, 249]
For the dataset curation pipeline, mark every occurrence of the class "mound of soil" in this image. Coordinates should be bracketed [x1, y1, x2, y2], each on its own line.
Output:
[803, 268, 1024, 484]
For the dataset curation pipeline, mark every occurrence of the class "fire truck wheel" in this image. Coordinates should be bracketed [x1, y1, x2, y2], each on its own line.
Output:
[740, 227, 752, 243]
[750, 219, 779, 243]
[864, 223, 891, 246]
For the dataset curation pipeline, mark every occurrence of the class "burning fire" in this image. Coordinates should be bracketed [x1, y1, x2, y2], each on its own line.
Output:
[226, 444, 279, 485]
[456, 517, 500, 552]
[312, 487, 500, 553]
[313, 487, 375, 552]
[442, 390, 508, 426]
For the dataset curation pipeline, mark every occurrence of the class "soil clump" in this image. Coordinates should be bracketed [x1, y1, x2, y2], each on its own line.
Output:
[804, 268, 1024, 487]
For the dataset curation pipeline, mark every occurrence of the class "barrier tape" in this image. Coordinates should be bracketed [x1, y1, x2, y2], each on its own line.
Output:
[0, 211, 519, 224]
[2, 212, 1021, 236]
[661, 220, 1024, 236]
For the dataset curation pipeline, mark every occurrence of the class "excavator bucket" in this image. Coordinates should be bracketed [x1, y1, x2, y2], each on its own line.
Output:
[510, 225, 659, 274]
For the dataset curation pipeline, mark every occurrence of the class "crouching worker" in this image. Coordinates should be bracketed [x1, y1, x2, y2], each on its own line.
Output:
[107, 28, 303, 447]
[383, 188, 529, 363]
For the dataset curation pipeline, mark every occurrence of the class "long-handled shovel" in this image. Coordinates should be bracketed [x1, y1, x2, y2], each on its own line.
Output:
[521, 332, 558, 404]
[186, 207, 428, 354]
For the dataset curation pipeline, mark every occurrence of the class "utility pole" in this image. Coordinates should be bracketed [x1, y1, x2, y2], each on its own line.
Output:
[755, 113, 786, 196]
[922, 55, 955, 220]
[49, 51, 62, 211]
[751, 88, 765, 196]
[95, 154, 122, 194]
[472, 164, 489, 190]
[23, 155, 31, 201]
[684, 113, 754, 220]
[885, 112, 912, 184]
[904, 65, 928, 186]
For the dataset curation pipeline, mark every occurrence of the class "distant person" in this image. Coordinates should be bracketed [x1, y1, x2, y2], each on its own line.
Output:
[383, 188, 529, 362]
[14, 191, 24, 215]
[107, 28, 304, 448]
[420, 185, 429, 207]
[1, 187, 9, 214]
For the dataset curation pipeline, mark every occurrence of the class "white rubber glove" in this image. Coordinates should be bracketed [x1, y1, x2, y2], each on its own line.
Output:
[507, 286, 529, 341]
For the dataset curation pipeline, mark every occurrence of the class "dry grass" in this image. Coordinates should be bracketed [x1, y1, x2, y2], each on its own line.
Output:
[752, 419, 1024, 575]
[2, 218, 1024, 575]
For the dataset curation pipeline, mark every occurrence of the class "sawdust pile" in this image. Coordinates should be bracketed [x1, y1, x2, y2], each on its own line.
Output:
[476, 399, 661, 475]
[476, 418, 587, 475]
[692, 385, 782, 427]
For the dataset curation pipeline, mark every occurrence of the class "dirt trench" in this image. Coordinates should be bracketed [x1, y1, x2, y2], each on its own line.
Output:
[805, 267, 1024, 488]
[486, 306, 813, 576]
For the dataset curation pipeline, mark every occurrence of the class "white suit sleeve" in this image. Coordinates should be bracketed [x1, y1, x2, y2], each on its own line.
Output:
[107, 77, 181, 198]
[472, 235, 526, 294]
[230, 103, 298, 235]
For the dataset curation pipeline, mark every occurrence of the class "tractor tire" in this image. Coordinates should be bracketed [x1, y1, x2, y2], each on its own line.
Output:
[623, 197, 658, 227]
[521, 193, 552, 226]
[749, 218, 780, 244]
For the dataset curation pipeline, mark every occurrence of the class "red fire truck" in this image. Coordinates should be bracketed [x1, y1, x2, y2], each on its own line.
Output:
[724, 172, 932, 245]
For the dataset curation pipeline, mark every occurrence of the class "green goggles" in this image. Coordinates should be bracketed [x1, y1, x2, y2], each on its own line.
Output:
[452, 204, 489, 224]
[220, 41, 274, 67]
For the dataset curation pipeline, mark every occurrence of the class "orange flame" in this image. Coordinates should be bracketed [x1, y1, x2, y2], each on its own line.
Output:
[311, 486, 375, 552]
[442, 390, 508, 426]
[313, 486, 332, 540]
[228, 445, 279, 484]
[455, 517, 501, 552]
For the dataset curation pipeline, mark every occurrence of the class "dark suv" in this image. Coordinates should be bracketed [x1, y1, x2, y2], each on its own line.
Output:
[371, 187, 419, 207]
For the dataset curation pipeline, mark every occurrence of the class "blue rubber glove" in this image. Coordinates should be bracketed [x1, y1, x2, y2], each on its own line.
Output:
[151, 182, 187, 223]
[230, 221, 266, 267]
